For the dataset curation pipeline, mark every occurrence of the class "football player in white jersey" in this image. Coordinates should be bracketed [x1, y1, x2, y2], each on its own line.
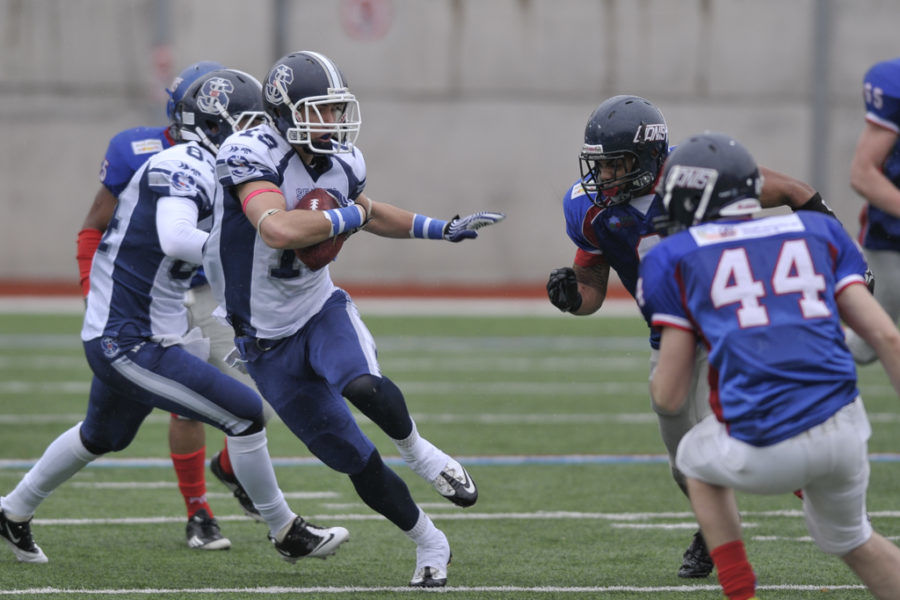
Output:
[205, 50, 504, 588]
[0, 69, 348, 565]
[76, 60, 272, 551]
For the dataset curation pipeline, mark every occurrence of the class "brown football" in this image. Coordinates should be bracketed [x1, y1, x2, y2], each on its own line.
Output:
[294, 188, 348, 271]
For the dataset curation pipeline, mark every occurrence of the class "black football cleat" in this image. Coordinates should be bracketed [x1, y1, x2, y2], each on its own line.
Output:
[678, 530, 714, 578]
[185, 508, 231, 550]
[269, 516, 349, 563]
[210, 451, 264, 522]
[432, 458, 478, 508]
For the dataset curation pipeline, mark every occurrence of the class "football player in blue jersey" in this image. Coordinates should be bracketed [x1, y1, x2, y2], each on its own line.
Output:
[0, 69, 349, 565]
[75, 60, 272, 550]
[844, 57, 900, 366]
[639, 132, 900, 600]
[546, 95, 837, 579]
[204, 50, 503, 588]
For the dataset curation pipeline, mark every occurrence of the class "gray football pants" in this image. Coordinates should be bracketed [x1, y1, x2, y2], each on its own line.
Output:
[648, 344, 711, 495]
[845, 248, 900, 364]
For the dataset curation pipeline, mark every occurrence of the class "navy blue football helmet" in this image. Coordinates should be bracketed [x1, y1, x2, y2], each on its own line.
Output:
[656, 132, 762, 231]
[579, 95, 669, 208]
[165, 60, 225, 122]
[174, 69, 268, 154]
[262, 50, 361, 154]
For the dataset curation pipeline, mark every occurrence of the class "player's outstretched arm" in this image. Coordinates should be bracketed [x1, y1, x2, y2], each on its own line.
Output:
[362, 194, 505, 241]
[838, 283, 900, 394]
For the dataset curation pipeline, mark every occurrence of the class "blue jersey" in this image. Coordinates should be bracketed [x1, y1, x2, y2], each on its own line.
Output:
[100, 126, 173, 198]
[859, 57, 900, 250]
[562, 180, 667, 347]
[637, 212, 868, 447]
[205, 124, 366, 340]
[82, 142, 217, 344]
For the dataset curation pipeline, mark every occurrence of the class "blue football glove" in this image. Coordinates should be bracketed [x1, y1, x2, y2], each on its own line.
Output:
[442, 211, 506, 242]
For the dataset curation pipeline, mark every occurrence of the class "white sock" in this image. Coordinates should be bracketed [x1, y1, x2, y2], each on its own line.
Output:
[403, 508, 438, 544]
[2, 423, 98, 519]
[404, 509, 449, 567]
[226, 430, 296, 537]
[392, 421, 447, 482]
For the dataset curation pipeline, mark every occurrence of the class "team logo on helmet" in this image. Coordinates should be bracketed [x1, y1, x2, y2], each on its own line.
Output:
[197, 77, 234, 114]
[633, 123, 668, 143]
[265, 64, 294, 105]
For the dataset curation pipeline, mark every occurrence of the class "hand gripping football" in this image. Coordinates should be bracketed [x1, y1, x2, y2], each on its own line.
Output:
[294, 188, 348, 271]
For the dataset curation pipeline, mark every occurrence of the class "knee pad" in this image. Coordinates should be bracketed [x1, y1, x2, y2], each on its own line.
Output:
[79, 428, 113, 456]
[342, 374, 411, 439]
[307, 432, 372, 475]
[232, 419, 265, 437]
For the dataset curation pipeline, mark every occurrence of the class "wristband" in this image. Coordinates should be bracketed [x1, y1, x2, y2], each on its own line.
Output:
[256, 208, 282, 231]
[242, 187, 282, 213]
[410, 214, 447, 239]
[793, 192, 836, 218]
[323, 204, 365, 236]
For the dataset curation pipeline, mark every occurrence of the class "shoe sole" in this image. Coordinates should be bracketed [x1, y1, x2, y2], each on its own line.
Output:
[188, 536, 232, 551]
[2, 537, 48, 564]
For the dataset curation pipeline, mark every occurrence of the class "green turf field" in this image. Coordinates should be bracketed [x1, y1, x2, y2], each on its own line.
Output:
[1, 312, 898, 599]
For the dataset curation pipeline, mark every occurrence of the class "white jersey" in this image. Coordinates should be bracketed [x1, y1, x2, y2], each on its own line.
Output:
[205, 124, 367, 340]
[82, 141, 216, 342]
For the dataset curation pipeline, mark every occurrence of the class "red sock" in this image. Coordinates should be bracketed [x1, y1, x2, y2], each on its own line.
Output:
[171, 448, 212, 518]
[219, 438, 234, 476]
[710, 540, 756, 600]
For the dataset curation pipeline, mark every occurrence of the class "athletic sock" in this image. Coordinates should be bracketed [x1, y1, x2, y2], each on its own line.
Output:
[392, 421, 447, 482]
[226, 430, 295, 537]
[171, 447, 212, 518]
[218, 437, 234, 476]
[710, 540, 756, 600]
[2, 423, 99, 518]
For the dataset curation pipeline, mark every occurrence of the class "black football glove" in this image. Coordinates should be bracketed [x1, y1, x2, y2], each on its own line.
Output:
[865, 267, 875, 294]
[547, 267, 582, 313]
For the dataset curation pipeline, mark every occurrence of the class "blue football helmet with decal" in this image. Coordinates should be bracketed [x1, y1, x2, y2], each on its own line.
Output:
[174, 69, 268, 154]
[165, 60, 225, 122]
[656, 132, 762, 232]
[579, 95, 669, 208]
[262, 50, 361, 154]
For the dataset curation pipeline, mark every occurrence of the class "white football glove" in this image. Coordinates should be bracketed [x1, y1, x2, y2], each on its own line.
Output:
[442, 211, 506, 242]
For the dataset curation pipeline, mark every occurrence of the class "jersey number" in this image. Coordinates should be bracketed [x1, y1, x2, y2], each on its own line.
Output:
[711, 240, 828, 328]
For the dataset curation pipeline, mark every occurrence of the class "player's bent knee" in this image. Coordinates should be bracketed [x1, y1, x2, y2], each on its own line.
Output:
[79, 429, 114, 455]
[230, 419, 265, 437]
[307, 432, 372, 475]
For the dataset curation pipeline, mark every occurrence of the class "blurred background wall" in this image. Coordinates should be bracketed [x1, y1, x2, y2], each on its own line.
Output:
[1, 0, 898, 293]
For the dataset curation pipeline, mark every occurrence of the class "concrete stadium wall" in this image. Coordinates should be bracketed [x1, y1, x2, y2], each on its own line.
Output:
[1, 0, 898, 291]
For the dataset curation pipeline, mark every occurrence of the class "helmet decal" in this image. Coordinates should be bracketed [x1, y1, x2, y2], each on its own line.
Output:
[197, 77, 234, 114]
[265, 64, 293, 105]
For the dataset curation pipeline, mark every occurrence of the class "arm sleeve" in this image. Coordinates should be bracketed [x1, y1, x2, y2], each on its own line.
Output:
[156, 196, 208, 264]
